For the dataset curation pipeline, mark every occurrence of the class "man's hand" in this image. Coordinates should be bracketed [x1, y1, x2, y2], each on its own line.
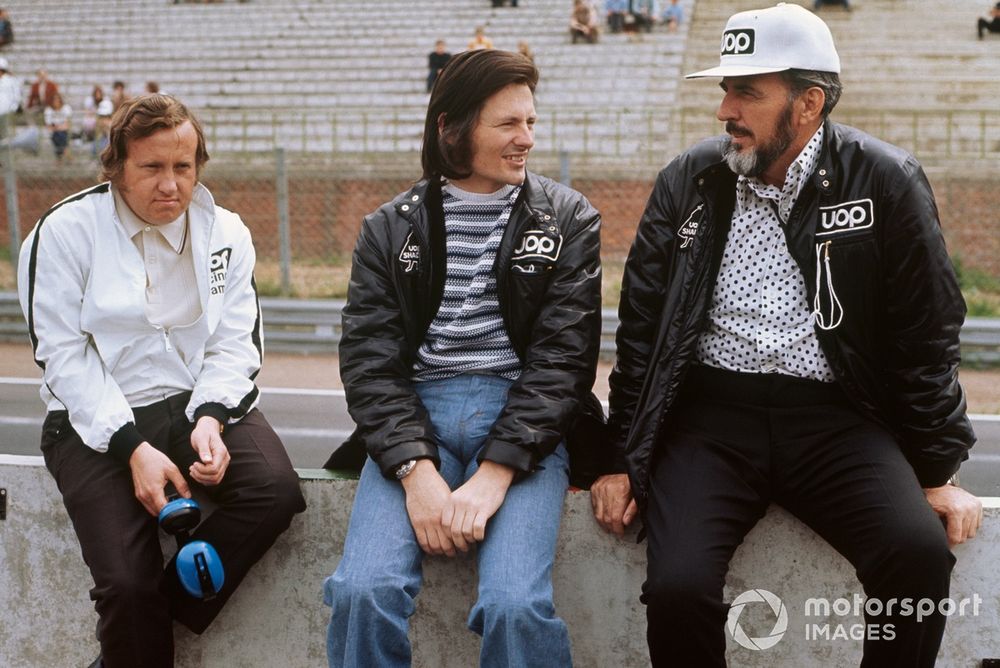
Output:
[129, 442, 190, 516]
[401, 460, 457, 557]
[924, 484, 983, 546]
[591, 473, 637, 538]
[443, 460, 515, 552]
[189, 416, 231, 486]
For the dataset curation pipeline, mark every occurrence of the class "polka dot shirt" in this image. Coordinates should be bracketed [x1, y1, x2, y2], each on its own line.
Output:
[696, 126, 835, 382]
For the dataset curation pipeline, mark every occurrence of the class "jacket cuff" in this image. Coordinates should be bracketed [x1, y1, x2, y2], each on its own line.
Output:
[910, 457, 963, 488]
[478, 440, 536, 477]
[108, 422, 145, 465]
[193, 402, 230, 426]
[376, 441, 440, 479]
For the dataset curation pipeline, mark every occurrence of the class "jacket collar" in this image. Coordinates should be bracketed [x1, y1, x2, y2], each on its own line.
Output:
[397, 172, 557, 229]
[809, 118, 838, 197]
[519, 172, 558, 232]
[692, 122, 839, 199]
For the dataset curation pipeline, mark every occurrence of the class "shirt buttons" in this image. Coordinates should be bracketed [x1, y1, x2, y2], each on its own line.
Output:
[411, 195, 419, 202]
[542, 214, 551, 221]
[144, 226, 152, 233]
[818, 169, 827, 176]
[822, 180, 830, 187]
[401, 204, 410, 211]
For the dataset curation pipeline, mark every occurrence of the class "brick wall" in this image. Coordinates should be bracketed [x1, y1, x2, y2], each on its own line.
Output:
[3, 171, 998, 276]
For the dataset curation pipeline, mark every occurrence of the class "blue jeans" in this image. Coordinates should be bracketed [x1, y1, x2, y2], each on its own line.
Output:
[324, 374, 572, 667]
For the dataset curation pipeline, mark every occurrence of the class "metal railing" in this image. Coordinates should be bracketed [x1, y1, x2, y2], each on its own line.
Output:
[2, 293, 999, 364]
[177, 107, 1000, 169]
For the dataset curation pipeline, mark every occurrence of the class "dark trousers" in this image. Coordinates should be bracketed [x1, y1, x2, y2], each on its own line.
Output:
[978, 17, 1000, 37]
[40, 393, 306, 668]
[643, 366, 954, 668]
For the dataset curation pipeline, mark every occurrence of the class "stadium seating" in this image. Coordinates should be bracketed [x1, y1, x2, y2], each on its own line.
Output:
[2, 0, 997, 166]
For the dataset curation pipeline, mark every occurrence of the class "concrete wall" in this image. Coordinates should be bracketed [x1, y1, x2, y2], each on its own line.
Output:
[2, 454, 999, 667]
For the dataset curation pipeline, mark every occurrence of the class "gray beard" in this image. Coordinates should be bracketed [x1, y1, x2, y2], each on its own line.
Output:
[722, 104, 796, 178]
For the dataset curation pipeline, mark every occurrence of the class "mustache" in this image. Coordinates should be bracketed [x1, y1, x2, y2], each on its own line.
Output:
[725, 122, 752, 138]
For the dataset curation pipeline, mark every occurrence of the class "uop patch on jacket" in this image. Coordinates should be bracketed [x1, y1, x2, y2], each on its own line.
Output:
[210, 248, 232, 295]
[816, 199, 874, 237]
[398, 231, 421, 273]
[511, 229, 562, 273]
[677, 204, 704, 249]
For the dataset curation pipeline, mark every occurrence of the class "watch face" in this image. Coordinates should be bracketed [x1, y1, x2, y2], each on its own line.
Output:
[395, 460, 416, 479]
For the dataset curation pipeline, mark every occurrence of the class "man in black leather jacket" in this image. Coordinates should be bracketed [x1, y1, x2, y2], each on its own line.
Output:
[323, 49, 602, 667]
[591, 5, 981, 666]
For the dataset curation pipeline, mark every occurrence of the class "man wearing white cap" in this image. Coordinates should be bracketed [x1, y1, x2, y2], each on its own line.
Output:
[592, 4, 981, 665]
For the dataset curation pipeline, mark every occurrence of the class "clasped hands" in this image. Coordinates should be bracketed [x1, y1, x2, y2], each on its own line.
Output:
[128, 415, 231, 516]
[402, 459, 515, 556]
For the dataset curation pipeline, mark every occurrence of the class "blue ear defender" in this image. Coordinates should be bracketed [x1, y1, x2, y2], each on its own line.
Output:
[159, 490, 225, 600]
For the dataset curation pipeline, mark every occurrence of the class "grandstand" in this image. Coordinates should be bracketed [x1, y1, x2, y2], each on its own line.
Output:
[1, 0, 691, 167]
[2, 0, 998, 171]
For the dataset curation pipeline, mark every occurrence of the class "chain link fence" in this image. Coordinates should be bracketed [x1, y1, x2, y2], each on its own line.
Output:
[2, 107, 999, 304]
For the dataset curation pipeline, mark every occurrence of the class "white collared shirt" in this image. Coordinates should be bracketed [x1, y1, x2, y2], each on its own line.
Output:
[114, 188, 202, 329]
[696, 126, 835, 382]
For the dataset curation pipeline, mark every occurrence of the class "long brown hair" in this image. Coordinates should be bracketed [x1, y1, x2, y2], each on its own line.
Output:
[421, 49, 538, 182]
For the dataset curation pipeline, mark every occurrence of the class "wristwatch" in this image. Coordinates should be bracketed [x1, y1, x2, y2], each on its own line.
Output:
[394, 459, 418, 480]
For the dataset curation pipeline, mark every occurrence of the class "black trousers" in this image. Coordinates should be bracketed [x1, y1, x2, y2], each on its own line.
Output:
[978, 17, 1000, 37]
[643, 366, 954, 668]
[40, 393, 306, 668]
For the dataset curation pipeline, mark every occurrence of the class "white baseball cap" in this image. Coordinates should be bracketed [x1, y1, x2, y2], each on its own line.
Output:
[686, 3, 840, 79]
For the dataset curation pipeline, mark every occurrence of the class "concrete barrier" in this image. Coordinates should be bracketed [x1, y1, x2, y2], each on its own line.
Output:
[2, 454, 999, 667]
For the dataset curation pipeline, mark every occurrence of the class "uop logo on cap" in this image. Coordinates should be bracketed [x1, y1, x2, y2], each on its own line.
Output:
[721, 29, 755, 56]
[687, 3, 840, 79]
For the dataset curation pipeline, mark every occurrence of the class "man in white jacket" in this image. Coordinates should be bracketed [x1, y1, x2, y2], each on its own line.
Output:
[18, 94, 305, 668]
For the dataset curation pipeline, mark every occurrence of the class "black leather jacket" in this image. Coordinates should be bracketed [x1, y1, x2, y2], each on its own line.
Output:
[330, 172, 605, 484]
[609, 121, 976, 509]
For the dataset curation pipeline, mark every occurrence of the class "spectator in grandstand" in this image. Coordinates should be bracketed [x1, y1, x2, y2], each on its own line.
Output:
[661, 0, 682, 32]
[111, 79, 130, 111]
[592, 4, 981, 667]
[44, 91, 72, 161]
[27, 68, 59, 125]
[491, 0, 519, 6]
[427, 39, 451, 93]
[629, 0, 658, 33]
[82, 85, 104, 142]
[814, 0, 851, 11]
[18, 93, 305, 668]
[978, 2, 1000, 38]
[146, 81, 160, 94]
[323, 48, 603, 668]
[606, 0, 627, 33]
[0, 56, 19, 118]
[517, 40, 535, 64]
[570, 0, 600, 43]
[0, 8, 14, 48]
[467, 25, 494, 50]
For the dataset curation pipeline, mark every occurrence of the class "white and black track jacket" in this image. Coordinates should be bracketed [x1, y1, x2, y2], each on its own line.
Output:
[18, 182, 264, 462]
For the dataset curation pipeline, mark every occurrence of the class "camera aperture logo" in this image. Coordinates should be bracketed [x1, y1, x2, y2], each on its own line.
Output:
[727, 589, 788, 651]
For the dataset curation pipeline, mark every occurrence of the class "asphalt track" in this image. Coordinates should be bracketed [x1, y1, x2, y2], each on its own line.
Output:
[2, 377, 999, 497]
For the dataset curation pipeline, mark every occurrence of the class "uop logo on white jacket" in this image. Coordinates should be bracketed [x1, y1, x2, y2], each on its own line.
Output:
[210, 248, 232, 294]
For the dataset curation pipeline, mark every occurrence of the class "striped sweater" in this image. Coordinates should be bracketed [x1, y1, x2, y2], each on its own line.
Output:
[411, 183, 522, 382]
